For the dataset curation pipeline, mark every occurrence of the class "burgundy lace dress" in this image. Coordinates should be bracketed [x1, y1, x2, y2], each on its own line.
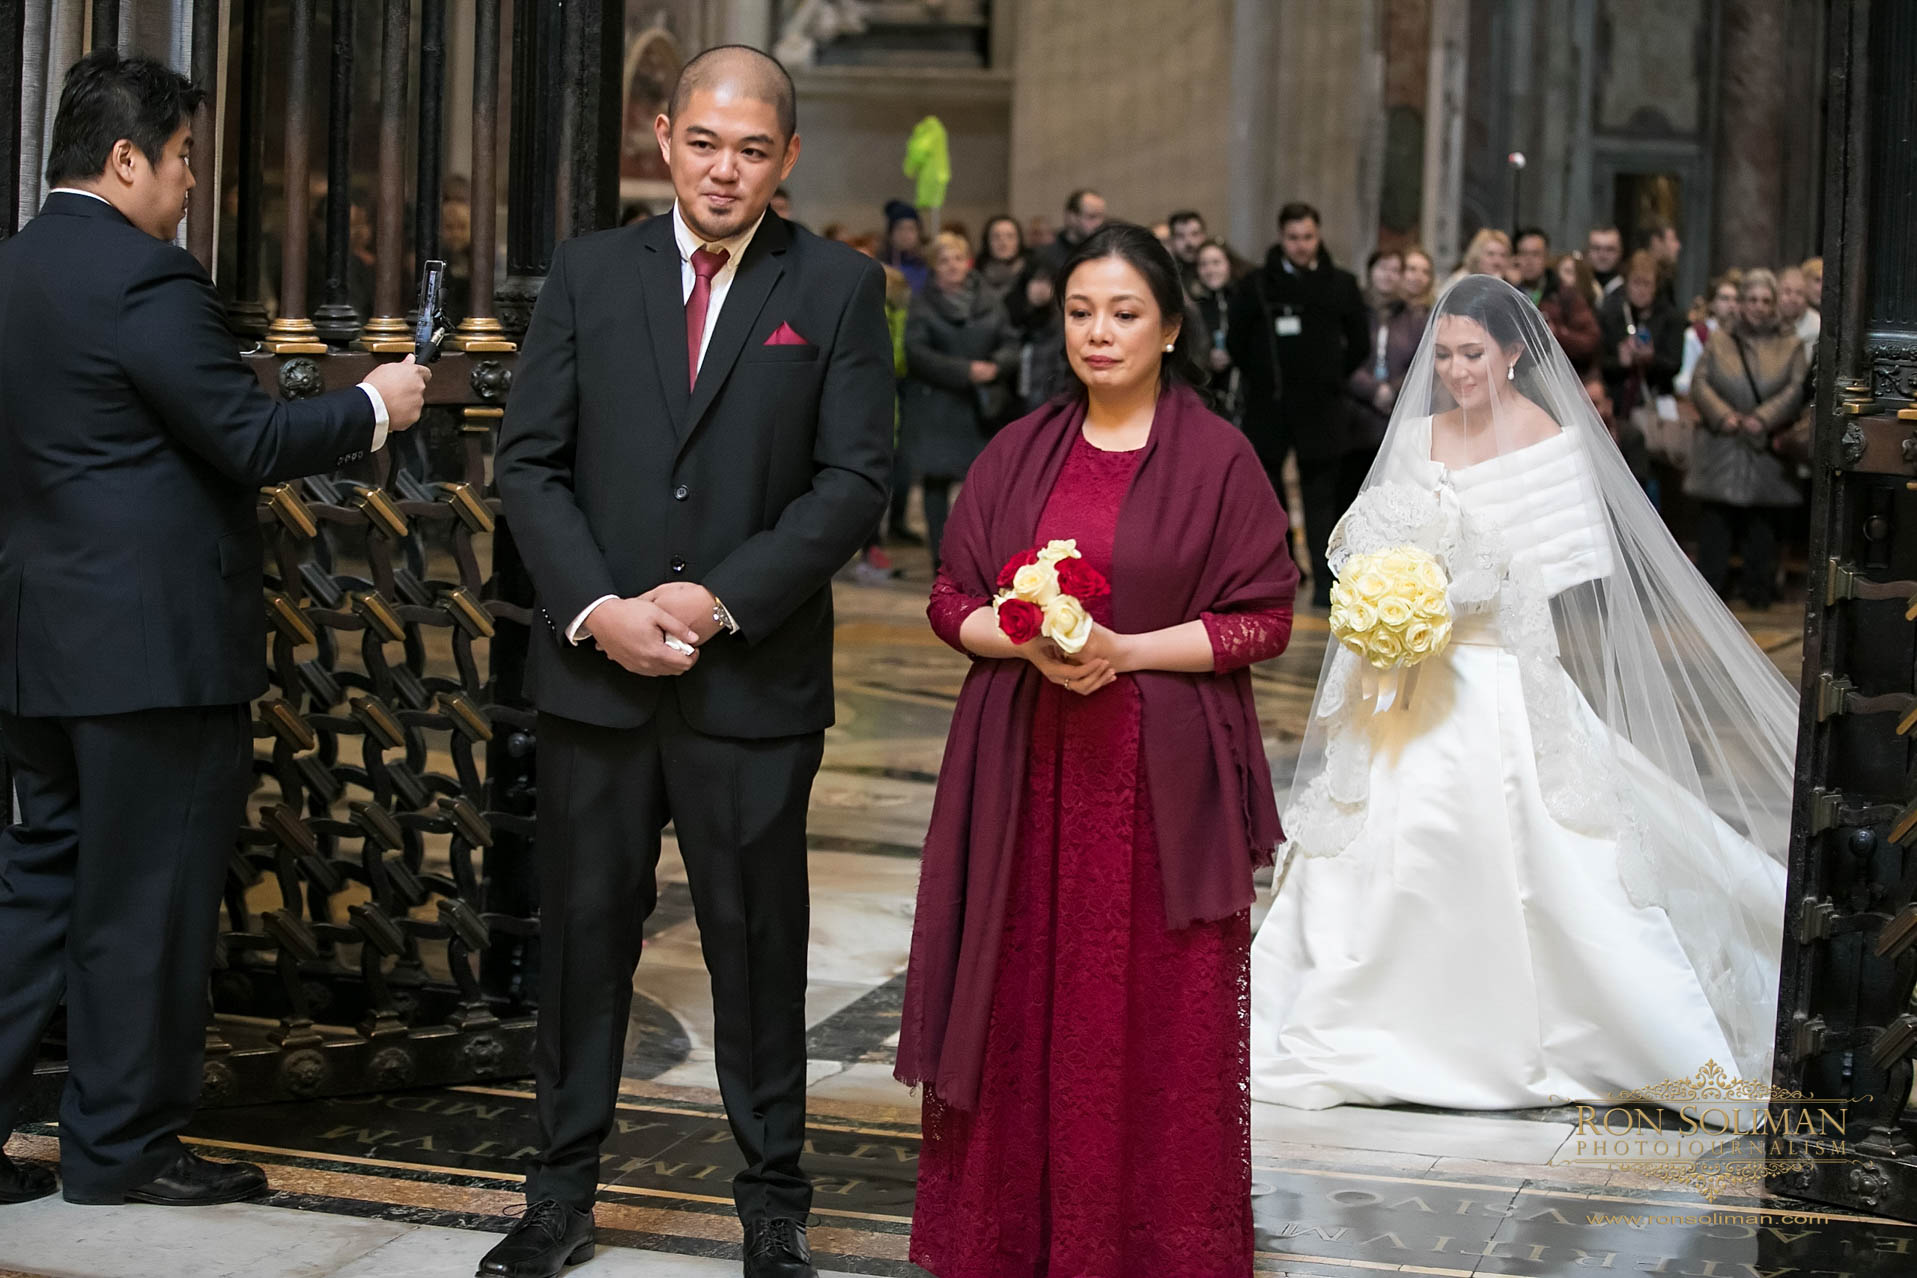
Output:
[913, 432, 1292, 1278]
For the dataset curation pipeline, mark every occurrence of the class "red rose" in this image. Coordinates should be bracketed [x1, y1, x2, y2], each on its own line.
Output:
[1055, 557, 1109, 602]
[996, 597, 1045, 645]
[996, 548, 1040, 591]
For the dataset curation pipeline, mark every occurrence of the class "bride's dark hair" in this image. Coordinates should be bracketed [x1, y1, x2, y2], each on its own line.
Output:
[1054, 222, 1215, 405]
[1430, 273, 1555, 410]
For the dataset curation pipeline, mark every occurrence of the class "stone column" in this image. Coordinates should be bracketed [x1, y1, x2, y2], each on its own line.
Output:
[33, 0, 85, 218]
[1420, 0, 1469, 269]
[1714, 0, 1788, 270]
[1260, 0, 1386, 268]
[722, 0, 774, 48]
[1226, 0, 1275, 252]
[16, 0, 48, 231]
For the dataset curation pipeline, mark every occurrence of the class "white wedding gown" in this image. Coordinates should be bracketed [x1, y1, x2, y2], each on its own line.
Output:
[1251, 420, 1787, 1110]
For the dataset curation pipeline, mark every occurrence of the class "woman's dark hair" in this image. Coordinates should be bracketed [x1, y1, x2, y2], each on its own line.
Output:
[1053, 221, 1213, 403]
[45, 49, 205, 186]
[977, 214, 1024, 264]
[1365, 247, 1405, 275]
[1431, 273, 1552, 407]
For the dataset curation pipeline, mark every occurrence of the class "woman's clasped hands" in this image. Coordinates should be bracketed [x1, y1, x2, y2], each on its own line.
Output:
[1017, 623, 1127, 696]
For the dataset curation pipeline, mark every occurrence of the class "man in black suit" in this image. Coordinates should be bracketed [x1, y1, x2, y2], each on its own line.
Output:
[1228, 201, 1370, 608]
[485, 45, 891, 1278]
[0, 51, 429, 1208]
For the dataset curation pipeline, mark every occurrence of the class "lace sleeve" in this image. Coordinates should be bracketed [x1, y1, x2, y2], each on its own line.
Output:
[1203, 607, 1293, 673]
[928, 567, 991, 654]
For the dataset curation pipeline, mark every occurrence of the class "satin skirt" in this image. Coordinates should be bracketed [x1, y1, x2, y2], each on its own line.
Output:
[1250, 638, 1785, 1111]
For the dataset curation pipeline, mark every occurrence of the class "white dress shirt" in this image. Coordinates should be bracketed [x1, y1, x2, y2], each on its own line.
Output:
[673, 199, 765, 371]
[566, 202, 765, 645]
[1794, 307, 1822, 355]
[49, 186, 391, 450]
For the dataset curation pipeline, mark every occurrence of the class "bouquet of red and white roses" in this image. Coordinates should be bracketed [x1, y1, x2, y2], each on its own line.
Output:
[992, 539, 1110, 655]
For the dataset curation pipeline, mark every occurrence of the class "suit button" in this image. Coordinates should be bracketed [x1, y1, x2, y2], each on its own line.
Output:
[673, 484, 689, 501]
[670, 555, 686, 573]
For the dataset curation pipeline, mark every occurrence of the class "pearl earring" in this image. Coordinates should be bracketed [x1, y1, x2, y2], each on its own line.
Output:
[1164, 342, 1176, 353]
[1506, 363, 1516, 381]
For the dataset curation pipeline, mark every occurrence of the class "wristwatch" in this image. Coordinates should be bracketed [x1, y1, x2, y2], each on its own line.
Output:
[711, 594, 740, 636]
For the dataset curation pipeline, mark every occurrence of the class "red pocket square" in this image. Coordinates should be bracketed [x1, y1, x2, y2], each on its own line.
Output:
[764, 322, 811, 347]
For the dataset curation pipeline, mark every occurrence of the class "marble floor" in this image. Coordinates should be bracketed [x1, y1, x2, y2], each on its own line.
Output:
[6, 549, 1854, 1278]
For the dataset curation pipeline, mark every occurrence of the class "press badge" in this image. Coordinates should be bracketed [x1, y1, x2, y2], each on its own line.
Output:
[1275, 315, 1303, 337]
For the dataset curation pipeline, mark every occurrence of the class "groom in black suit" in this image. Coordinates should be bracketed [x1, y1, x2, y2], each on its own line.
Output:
[0, 51, 429, 1207]
[487, 45, 892, 1278]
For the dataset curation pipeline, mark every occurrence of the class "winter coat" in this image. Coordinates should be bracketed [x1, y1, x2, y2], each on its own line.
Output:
[902, 274, 1020, 479]
[1685, 322, 1808, 508]
[1346, 300, 1428, 451]
[1224, 245, 1369, 464]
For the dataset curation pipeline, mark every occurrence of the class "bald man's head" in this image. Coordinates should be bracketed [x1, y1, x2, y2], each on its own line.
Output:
[667, 44, 796, 142]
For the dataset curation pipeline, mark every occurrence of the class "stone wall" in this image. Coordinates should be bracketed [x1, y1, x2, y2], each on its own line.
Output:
[784, 68, 1014, 243]
[1007, 0, 1236, 235]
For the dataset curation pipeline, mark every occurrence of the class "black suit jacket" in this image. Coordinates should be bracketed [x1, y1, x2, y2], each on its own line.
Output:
[495, 212, 892, 738]
[1227, 247, 1370, 463]
[0, 193, 377, 717]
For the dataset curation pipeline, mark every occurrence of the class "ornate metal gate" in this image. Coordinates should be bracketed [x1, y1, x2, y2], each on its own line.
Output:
[5, 0, 626, 1118]
[1768, 0, 1917, 1223]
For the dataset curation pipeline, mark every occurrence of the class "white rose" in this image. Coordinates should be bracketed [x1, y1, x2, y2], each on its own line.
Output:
[1012, 560, 1062, 605]
[1037, 538, 1082, 565]
[1044, 596, 1094, 654]
[1376, 595, 1414, 629]
[1403, 620, 1434, 655]
[1352, 569, 1390, 601]
[1382, 548, 1422, 577]
[1340, 599, 1378, 634]
[1367, 629, 1404, 666]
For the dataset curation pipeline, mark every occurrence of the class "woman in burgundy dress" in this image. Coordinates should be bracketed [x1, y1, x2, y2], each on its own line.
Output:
[897, 223, 1300, 1277]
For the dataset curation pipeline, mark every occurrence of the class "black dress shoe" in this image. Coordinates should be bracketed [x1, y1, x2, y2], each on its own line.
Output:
[0, 1151, 57, 1204]
[477, 1200, 595, 1278]
[744, 1218, 816, 1278]
[122, 1150, 268, 1206]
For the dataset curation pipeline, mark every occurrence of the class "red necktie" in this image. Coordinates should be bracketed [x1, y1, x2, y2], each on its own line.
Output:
[685, 245, 730, 389]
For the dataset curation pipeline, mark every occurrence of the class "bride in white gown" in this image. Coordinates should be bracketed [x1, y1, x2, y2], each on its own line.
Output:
[1251, 275, 1796, 1111]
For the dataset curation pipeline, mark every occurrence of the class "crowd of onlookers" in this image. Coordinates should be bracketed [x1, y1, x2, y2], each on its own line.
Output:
[804, 183, 1823, 612]
[281, 176, 1814, 611]
[208, 164, 1822, 609]
[222, 169, 1825, 611]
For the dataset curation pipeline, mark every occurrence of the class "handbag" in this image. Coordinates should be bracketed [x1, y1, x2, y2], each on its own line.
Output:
[1771, 361, 1817, 467]
[1636, 375, 1691, 469]
[1633, 398, 1691, 470]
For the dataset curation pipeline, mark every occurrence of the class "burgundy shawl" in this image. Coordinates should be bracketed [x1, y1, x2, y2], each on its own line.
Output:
[895, 385, 1300, 1110]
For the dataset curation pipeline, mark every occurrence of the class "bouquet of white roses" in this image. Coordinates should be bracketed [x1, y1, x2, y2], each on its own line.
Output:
[1329, 545, 1453, 670]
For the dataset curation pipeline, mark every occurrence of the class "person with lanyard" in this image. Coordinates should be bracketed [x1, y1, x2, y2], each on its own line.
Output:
[1598, 250, 1684, 501]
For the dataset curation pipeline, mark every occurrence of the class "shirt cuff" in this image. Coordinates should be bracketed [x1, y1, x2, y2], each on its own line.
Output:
[567, 595, 620, 645]
[359, 382, 391, 451]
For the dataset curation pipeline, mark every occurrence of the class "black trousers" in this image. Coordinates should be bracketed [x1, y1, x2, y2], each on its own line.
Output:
[1293, 450, 1375, 607]
[0, 705, 250, 1199]
[922, 476, 953, 570]
[886, 438, 914, 537]
[1695, 500, 1791, 608]
[528, 692, 823, 1222]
